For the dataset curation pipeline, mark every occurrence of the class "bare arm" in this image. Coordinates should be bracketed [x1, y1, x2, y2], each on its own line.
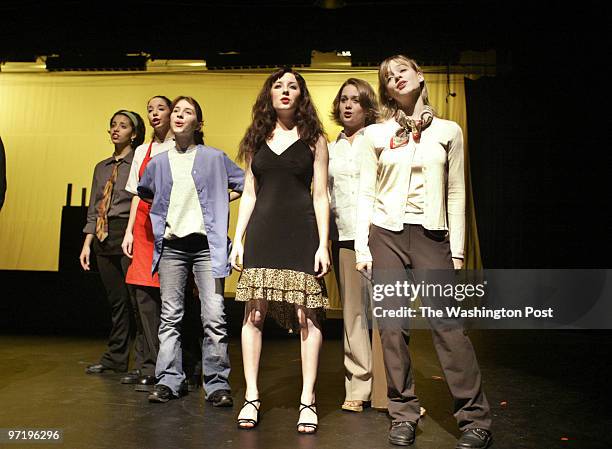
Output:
[229, 161, 257, 270]
[229, 191, 242, 202]
[121, 196, 140, 258]
[126, 195, 140, 235]
[312, 136, 331, 277]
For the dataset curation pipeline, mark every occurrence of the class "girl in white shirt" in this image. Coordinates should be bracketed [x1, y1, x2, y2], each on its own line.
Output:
[355, 55, 492, 448]
[121, 96, 175, 391]
[328, 78, 378, 413]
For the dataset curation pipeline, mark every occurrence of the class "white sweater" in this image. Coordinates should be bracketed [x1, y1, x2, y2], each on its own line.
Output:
[355, 117, 466, 262]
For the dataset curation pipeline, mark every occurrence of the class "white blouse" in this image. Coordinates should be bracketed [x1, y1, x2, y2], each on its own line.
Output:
[328, 131, 364, 241]
[125, 137, 175, 195]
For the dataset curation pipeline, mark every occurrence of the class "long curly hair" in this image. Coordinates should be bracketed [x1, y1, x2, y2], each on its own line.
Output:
[237, 67, 325, 162]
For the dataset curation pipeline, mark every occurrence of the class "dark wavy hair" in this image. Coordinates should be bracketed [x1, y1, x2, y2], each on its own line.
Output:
[110, 110, 146, 148]
[237, 67, 325, 162]
[330, 78, 379, 127]
[170, 96, 204, 145]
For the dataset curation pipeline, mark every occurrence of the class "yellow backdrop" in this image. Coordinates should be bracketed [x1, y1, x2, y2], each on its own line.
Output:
[0, 69, 479, 306]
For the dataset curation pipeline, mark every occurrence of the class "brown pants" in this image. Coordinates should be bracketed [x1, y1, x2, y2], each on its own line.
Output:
[369, 224, 491, 430]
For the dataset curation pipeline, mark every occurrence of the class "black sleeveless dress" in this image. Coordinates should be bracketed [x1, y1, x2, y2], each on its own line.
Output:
[235, 139, 328, 330]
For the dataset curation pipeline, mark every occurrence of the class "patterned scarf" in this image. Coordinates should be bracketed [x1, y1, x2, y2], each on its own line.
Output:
[390, 106, 434, 148]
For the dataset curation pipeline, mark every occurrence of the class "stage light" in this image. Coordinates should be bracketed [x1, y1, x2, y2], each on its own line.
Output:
[315, 0, 346, 9]
[205, 50, 311, 70]
[310, 50, 351, 69]
[146, 60, 207, 72]
[45, 54, 148, 72]
[0, 57, 46, 72]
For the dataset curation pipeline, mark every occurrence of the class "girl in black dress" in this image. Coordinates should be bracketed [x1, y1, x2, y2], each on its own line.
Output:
[230, 68, 330, 433]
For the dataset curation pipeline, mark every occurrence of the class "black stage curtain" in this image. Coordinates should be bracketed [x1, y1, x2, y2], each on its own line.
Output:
[466, 75, 611, 269]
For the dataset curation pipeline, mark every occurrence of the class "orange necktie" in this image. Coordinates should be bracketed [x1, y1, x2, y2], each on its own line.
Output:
[95, 160, 120, 242]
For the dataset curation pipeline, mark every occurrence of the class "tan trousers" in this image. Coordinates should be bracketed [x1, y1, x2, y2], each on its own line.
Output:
[332, 240, 374, 401]
[371, 319, 389, 409]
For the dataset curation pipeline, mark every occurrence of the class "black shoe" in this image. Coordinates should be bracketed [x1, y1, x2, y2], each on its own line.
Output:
[135, 375, 156, 392]
[179, 379, 190, 396]
[85, 363, 115, 374]
[207, 389, 233, 407]
[148, 384, 177, 403]
[186, 375, 202, 392]
[388, 421, 416, 446]
[120, 369, 141, 384]
[456, 428, 492, 449]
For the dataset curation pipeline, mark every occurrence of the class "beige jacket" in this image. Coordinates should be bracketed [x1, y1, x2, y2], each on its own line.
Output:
[355, 117, 466, 263]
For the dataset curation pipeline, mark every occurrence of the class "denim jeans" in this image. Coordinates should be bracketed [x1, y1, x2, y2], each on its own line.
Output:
[156, 234, 231, 397]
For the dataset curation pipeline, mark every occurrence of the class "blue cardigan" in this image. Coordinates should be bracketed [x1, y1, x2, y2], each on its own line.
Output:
[137, 145, 245, 278]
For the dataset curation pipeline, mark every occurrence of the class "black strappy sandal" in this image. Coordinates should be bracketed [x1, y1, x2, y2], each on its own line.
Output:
[297, 402, 318, 434]
[237, 398, 261, 430]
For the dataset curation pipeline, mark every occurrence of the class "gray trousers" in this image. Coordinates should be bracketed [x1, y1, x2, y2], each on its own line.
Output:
[369, 224, 491, 430]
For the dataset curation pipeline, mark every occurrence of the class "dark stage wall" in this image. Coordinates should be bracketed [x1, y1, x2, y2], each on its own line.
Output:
[465, 75, 611, 269]
[0, 270, 343, 338]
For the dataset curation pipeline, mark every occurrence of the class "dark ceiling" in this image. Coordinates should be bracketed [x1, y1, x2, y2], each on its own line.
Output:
[1, 1, 505, 64]
[0, 1, 607, 71]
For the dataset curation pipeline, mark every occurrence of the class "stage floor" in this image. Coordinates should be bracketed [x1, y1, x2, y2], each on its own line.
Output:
[1, 331, 610, 449]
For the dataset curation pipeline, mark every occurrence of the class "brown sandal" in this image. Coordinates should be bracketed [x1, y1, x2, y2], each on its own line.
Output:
[342, 400, 365, 412]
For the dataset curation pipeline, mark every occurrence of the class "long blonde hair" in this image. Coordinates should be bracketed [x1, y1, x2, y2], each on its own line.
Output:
[377, 55, 433, 120]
